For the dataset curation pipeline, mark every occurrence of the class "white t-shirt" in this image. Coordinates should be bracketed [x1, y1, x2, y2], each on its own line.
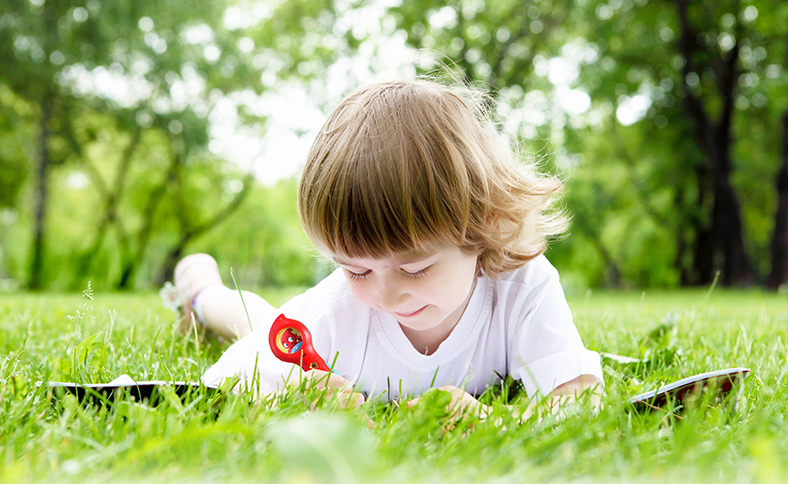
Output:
[201, 255, 603, 400]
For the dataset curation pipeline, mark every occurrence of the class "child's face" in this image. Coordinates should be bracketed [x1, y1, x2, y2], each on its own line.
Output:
[331, 245, 479, 348]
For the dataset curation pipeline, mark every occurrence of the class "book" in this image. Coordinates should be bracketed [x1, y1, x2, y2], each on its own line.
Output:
[42, 368, 750, 412]
[39, 374, 218, 406]
[629, 367, 750, 411]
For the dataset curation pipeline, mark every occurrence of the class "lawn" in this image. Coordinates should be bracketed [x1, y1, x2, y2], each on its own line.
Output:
[0, 286, 786, 483]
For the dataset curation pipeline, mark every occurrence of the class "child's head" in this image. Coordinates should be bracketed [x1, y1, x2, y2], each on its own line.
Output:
[299, 79, 567, 277]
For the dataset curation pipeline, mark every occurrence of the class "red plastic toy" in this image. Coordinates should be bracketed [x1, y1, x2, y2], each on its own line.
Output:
[268, 314, 331, 372]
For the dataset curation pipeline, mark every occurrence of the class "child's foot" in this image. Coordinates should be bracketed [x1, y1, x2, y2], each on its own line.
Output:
[160, 253, 223, 334]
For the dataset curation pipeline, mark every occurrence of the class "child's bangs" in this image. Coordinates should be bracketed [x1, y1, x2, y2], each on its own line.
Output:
[300, 79, 478, 260]
[314, 151, 459, 259]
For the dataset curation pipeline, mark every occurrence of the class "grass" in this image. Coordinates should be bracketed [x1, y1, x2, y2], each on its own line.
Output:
[0, 286, 786, 483]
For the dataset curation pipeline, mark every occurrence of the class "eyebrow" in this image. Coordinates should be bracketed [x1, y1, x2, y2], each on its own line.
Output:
[332, 252, 433, 267]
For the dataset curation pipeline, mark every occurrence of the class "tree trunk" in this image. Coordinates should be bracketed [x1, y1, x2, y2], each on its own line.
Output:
[26, 3, 59, 290]
[767, 109, 788, 289]
[27, 90, 53, 290]
[676, 0, 752, 286]
[74, 128, 140, 288]
[157, 172, 255, 285]
[116, 152, 181, 290]
[708, 121, 751, 286]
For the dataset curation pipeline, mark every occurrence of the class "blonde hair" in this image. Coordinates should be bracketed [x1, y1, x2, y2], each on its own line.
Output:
[298, 79, 567, 277]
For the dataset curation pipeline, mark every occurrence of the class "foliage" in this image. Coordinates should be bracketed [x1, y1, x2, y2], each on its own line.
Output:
[1, 0, 787, 290]
[384, 0, 788, 289]
[551, 0, 787, 287]
[187, 177, 327, 288]
[0, 0, 344, 291]
[0, 289, 786, 482]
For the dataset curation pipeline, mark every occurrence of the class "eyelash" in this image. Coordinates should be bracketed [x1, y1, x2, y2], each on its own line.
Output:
[404, 268, 428, 279]
[345, 268, 428, 281]
[346, 270, 371, 281]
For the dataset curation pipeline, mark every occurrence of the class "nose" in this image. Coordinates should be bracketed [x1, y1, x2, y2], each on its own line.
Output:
[376, 277, 409, 310]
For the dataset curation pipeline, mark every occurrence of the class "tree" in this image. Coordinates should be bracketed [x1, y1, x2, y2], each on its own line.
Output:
[674, 0, 752, 286]
[0, 0, 261, 289]
[391, 0, 573, 91]
[0, 88, 29, 210]
[768, 105, 788, 288]
[383, 0, 787, 288]
[767, 30, 788, 288]
[537, 0, 786, 288]
[1, 0, 367, 290]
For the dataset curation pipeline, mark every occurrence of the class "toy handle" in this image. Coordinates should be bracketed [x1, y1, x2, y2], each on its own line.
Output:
[268, 314, 331, 372]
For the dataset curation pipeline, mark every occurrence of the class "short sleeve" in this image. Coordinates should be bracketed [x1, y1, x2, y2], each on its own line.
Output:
[200, 323, 300, 395]
[509, 274, 603, 398]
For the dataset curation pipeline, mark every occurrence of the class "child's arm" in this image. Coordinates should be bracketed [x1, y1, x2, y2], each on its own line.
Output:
[511, 374, 602, 422]
[408, 374, 602, 424]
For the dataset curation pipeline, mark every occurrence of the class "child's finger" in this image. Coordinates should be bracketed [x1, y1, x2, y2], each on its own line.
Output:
[435, 386, 494, 421]
[304, 369, 356, 394]
[285, 369, 331, 389]
[335, 390, 366, 409]
[437, 385, 478, 414]
[290, 368, 366, 409]
[405, 386, 477, 415]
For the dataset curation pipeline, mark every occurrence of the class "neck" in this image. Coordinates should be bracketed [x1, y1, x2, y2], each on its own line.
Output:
[400, 277, 477, 356]
[399, 325, 444, 356]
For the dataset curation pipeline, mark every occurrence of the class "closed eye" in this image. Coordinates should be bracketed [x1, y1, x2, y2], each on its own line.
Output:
[343, 265, 430, 281]
[345, 269, 372, 281]
[401, 267, 429, 279]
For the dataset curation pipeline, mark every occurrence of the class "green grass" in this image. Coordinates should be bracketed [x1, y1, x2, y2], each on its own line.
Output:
[0, 287, 786, 483]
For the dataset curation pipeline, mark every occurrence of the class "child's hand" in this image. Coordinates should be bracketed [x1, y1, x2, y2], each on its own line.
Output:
[407, 385, 491, 421]
[290, 369, 366, 410]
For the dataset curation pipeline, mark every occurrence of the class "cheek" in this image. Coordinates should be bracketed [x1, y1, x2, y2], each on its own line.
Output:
[424, 261, 476, 305]
[435, 257, 478, 301]
[347, 281, 377, 307]
[442, 278, 471, 303]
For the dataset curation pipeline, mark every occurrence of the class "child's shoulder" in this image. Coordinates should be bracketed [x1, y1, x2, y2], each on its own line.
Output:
[492, 254, 560, 289]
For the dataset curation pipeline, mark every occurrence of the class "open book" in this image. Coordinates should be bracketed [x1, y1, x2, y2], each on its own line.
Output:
[42, 368, 750, 411]
[40, 374, 218, 406]
[629, 367, 750, 411]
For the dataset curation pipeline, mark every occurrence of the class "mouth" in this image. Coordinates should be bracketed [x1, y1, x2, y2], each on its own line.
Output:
[395, 305, 428, 318]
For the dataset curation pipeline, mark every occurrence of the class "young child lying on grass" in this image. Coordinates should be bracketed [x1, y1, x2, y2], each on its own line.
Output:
[166, 78, 603, 419]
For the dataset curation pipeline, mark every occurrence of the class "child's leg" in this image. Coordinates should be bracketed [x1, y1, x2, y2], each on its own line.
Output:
[197, 285, 278, 340]
[173, 253, 278, 340]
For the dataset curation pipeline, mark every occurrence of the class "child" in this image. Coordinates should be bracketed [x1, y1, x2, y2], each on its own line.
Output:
[174, 79, 603, 416]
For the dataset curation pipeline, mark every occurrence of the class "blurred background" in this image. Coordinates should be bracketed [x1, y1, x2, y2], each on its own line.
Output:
[0, 0, 786, 294]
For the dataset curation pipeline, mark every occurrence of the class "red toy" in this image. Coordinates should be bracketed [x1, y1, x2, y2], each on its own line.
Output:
[269, 314, 331, 372]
